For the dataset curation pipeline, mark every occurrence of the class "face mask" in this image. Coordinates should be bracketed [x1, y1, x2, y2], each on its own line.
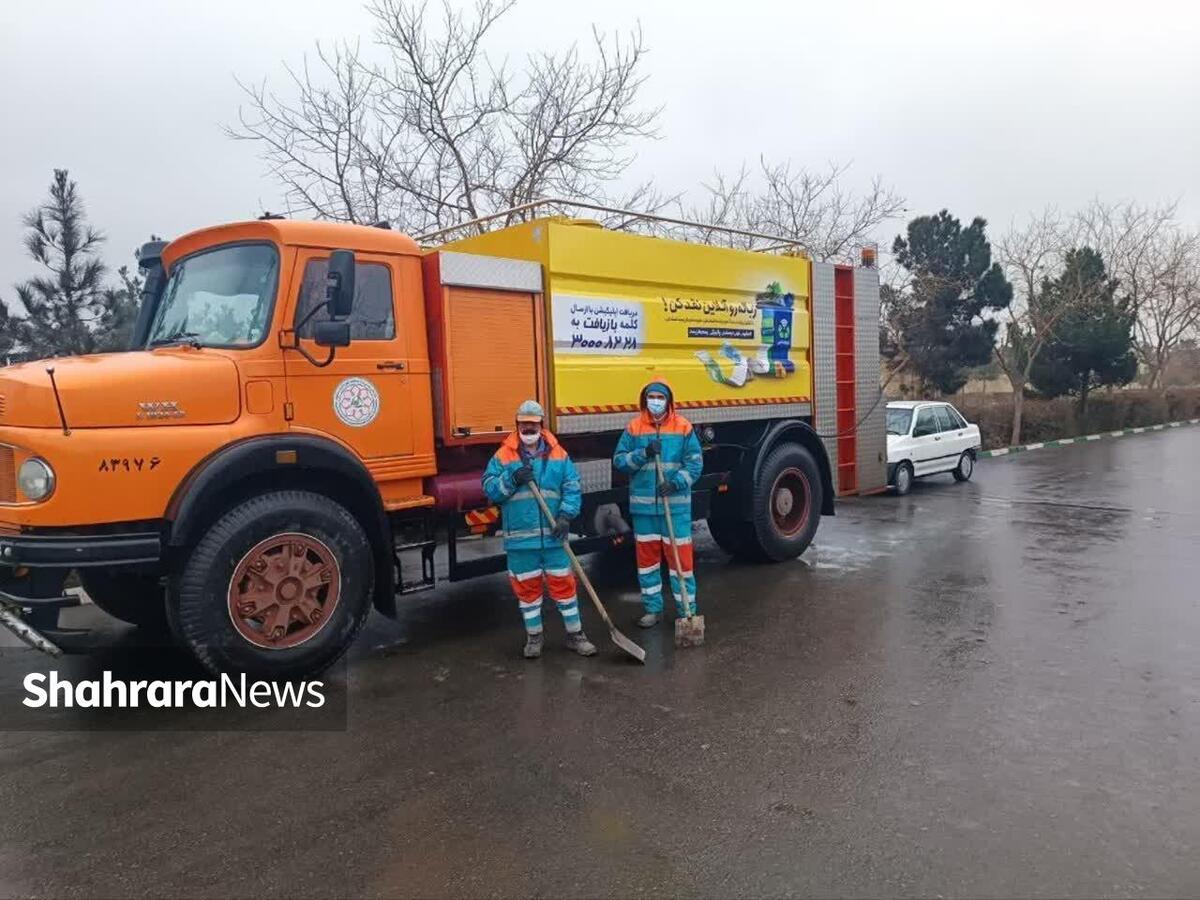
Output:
[519, 431, 541, 447]
[647, 397, 668, 417]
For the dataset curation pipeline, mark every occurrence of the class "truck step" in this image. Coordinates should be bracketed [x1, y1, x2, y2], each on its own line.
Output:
[394, 537, 437, 596]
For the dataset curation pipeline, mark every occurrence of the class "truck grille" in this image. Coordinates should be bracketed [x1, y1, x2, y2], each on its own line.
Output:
[0, 446, 14, 504]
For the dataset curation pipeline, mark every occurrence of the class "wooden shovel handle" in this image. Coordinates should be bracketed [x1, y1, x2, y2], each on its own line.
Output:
[527, 481, 616, 630]
[654, 456, 694, 620]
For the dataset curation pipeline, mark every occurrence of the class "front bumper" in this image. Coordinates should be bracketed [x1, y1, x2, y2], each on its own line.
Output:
[0, 529, 161, 568]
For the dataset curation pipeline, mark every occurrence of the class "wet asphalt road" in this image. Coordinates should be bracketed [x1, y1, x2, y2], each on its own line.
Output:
[2, 427, 1199, 898]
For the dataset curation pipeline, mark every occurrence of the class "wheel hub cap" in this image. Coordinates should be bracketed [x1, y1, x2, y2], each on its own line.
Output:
[769, 467, 811, 538]
[227, 533, 341, 650]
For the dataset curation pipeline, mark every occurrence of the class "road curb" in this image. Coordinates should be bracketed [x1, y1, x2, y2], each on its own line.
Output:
[978, 417, 1200, 458]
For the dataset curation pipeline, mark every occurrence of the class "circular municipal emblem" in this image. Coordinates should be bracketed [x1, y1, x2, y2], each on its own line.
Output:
[333, 377, 381, 427]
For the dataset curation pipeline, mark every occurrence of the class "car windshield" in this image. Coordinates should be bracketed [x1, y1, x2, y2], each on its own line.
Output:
[886, 407, 913, 435]
[147, 243, 279, 348]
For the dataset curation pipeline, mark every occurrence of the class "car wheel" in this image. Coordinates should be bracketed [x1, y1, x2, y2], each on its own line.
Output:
[952, 451, 974, 482]
[170, 490, 373, 677]
[893, 461, 914, 495]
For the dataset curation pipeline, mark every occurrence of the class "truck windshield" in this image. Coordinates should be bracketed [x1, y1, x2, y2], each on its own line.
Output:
[147, 243, 279, 348]
[886, 407, 913, 435]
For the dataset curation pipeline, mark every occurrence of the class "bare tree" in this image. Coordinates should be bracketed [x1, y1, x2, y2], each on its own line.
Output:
[993, 209, 1072, 444]
[229, 0, 661, 234]
[1070, 199, 1198, 387]
[677, 159, 905, 262]
[1137, 228, 1200, 388]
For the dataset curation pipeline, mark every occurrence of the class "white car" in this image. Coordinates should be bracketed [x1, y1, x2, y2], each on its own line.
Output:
[886, 401, 982, 495]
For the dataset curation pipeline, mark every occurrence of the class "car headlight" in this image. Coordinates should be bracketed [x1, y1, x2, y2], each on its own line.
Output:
[17, 457, 55, 502]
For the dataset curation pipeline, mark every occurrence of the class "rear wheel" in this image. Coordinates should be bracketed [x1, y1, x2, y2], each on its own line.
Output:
[739, 443, 823, 563]
[170, 490, 373, 677]
[705, 514, 754, 560]
[79, 569, 168, 630]
[952, 451, 975, 482]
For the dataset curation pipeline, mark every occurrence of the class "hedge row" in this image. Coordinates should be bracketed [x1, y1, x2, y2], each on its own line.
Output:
[954, 388, 1200, 450]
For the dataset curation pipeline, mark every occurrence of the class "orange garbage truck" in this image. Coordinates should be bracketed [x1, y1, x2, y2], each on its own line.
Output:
[0, 204, 885, 675]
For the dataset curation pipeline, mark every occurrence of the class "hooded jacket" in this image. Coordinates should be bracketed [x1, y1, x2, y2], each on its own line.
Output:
[482, 429, 582, 551]
[612, 380, 704, 520]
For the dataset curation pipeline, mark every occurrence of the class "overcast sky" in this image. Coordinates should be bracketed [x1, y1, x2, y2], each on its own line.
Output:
[2, 0, 1197, 296]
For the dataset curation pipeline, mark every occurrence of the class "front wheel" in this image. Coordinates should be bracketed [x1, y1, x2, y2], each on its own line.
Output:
[953, 451, 975, 482]
[893, 461, 914, 495]
[79, 569, 168, 630]
[170, 490, 373, 677]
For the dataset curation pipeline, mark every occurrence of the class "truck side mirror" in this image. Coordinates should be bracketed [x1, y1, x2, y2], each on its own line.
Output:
[313, 320, 352, 348]
[327, 250, 356, 319]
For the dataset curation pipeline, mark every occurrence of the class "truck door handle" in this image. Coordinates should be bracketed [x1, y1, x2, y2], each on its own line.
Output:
[377, 361, 406, 371]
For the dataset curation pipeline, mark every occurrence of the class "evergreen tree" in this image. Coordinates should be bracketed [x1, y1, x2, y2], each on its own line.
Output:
[13, 170, 111, 359]
[0, 298, 15, 361]
[891, 211, 1012, 394]
[1029, 247, 1137, 412]
[95, 266, 143, 352]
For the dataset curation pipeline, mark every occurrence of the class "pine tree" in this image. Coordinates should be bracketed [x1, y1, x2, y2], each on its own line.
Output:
[891, 211, 1012, 394]
[0, 298, 16, 361]
[13, 170, 110, 359]
[95, 266, 143, 353]
[1029, 247, 1137, 412]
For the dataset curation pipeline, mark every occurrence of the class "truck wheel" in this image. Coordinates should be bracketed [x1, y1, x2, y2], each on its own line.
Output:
[79, 570, 168, 630]
[744, 443, 823, 562]
[705, 514, 753, 561]
[171, 490, 373, 677]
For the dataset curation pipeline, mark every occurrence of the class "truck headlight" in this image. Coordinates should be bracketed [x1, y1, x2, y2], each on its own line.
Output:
[17, 458, 55, 501]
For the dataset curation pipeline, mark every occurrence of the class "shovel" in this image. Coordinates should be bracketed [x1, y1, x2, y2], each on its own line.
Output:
[528, 481, 646, 664]
[655, 456, 706, 648]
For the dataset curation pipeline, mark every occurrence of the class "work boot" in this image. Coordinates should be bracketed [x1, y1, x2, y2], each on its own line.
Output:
[523, 632, 544, 659]
[565, 631, 597, 656]
[637, 613, 661, 629]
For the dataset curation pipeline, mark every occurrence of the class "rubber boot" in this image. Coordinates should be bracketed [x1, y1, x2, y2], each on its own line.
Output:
[524, 632, 544, 659]
[637, 613, 661, 629]
[565, 631, 597, 656]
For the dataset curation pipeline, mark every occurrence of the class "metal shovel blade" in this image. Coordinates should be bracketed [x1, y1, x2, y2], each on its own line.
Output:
[674, 614, 706, 649]
[610, 624, 647, 663]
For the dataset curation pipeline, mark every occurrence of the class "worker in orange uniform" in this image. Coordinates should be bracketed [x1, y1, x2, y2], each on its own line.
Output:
[483, 400, 597, 659]
[613, 381, 704, 627]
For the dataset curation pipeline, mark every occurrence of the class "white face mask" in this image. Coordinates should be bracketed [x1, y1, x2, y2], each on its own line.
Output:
[646, 397, 668, 417]
[519, 430, 541, 447]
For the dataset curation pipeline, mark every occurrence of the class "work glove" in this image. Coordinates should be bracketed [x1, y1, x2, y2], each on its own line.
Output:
[551, 515, 571, 541]
[512, 463, 535, 486]
[644, 439, 660, 460]
[657, 479, 675, 496]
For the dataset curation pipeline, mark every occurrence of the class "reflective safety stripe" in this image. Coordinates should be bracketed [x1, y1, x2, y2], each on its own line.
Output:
[505, 528, 544, 540]
[512, 487, 560, 501]
[509, 569, 544, 582]
[635, 532, 662, 542]
[521, 607, 543, 620]
[641, 583, 662, 594]
[638, 563, 660, 575]
[544, 567, 570, 577]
